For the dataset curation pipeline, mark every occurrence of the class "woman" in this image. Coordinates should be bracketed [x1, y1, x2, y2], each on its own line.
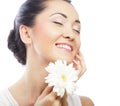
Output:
[0, 0, 94, 106]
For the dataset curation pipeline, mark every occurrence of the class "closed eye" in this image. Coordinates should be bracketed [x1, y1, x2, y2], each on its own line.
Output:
[53, 21, 63, 25]
[74, 29, 80, 34]
[73, 24, 80, 34]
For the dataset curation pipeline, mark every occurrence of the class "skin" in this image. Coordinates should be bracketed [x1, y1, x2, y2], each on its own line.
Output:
[9, 0, 94, 106]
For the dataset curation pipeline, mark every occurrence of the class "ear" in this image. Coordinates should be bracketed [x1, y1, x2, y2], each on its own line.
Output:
[19, 25, 32, 44]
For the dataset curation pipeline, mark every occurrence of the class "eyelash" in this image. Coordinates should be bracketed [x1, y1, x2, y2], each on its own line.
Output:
[75, 30, 80, 34]
[53, 21, 80, 34]
[53, 21, 63, 25]
[74, 29, 80, 34]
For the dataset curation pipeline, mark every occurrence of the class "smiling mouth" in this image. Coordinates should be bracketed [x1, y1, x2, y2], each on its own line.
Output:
[55, 43, 73, 52]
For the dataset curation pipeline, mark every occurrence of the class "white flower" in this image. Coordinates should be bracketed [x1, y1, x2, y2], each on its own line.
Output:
[45, 60, 78, 97]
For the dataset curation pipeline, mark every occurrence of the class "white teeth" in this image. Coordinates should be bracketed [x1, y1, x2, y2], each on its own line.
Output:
[56, 44, 72, 51]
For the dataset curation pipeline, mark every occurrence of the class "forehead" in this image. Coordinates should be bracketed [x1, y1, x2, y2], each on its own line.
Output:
[40, 0, 79, 20]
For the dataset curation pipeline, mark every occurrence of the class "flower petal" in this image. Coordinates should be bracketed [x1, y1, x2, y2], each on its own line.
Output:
[45, 60, 78, 97]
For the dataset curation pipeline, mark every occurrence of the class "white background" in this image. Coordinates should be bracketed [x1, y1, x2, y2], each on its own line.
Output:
[0, 0, 120, 106]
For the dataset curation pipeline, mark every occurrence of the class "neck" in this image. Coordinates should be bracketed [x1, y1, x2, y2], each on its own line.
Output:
[23, 62, 48, 96]
[9, 62, 48, 106]
[9, 47, 50, 105]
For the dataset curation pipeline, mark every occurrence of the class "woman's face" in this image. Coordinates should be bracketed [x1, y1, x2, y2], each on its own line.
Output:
[29, 0, 81, 64]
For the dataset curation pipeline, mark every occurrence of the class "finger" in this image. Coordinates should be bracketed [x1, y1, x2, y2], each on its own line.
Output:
[73, 51, 81, 65]
[48, 91, 58, 99]
[72, 55, 80, 69]
[61, 91, 68, 106]
[39, 86, 53, 99]
[79, 52, 87, 71]
[35, 93, 61, 106]
[73, 52, 86, 78]
[53, 99, 61, 106]
[43, 92, 61, 105]
[77, 53, 87, 77]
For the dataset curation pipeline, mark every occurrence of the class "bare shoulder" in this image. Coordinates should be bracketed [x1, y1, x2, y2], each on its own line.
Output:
[80, 96, 94, 106]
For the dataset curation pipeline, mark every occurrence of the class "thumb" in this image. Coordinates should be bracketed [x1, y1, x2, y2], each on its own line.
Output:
[61, 91, 68, 106]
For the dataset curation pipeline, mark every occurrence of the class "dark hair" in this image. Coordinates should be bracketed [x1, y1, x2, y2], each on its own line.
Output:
[8, 0, 71, 65]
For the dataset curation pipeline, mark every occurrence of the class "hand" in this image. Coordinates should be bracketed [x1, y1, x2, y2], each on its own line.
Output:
[61, 92, 68, 106]
[34, 86, 61, 106]
[73, 51, 87, 78]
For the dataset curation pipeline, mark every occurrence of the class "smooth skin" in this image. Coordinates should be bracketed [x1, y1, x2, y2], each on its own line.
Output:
[9, 0, 94, 106]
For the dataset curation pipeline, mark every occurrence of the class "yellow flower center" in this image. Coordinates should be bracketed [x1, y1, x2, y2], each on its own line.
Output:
[61, 74, 67, 82]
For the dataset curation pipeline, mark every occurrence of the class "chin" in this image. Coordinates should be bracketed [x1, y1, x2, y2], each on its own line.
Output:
[52, 56, 73, 64]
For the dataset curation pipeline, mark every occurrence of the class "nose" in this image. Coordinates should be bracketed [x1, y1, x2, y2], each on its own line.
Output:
[62, 31, 75, 41]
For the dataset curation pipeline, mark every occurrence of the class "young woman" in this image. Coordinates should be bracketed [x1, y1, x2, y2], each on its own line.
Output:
[0, 0, 94, 106]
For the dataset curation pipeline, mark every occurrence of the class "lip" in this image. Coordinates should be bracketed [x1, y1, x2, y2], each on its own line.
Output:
[55, 43, 73, 52]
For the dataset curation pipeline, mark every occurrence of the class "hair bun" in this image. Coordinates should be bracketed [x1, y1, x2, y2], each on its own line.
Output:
[7, 29, 26, 65]
[8, 29, 18, 53]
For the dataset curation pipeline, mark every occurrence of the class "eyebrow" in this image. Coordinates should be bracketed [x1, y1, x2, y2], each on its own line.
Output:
[50, 12, 80, 24]
[50, 12, 67, 18]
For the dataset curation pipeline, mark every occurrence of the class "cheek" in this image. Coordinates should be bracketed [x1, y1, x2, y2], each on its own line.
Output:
[35, 23, 61, 42]
[76, 37, 81, 47]
[31, 25, 49, 44]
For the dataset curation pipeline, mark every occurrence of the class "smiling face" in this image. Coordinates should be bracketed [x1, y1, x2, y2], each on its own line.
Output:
[28, 0, 81, 64]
